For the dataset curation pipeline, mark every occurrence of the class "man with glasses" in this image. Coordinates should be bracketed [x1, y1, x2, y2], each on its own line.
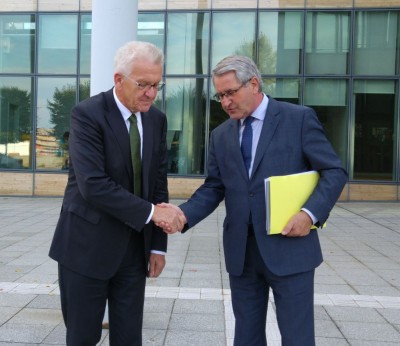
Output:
[160, 55, 347, 345]
[49, 41, 184, 345]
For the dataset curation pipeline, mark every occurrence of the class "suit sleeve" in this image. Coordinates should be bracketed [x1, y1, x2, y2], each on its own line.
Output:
[301, 108, 347, 225]
[149, 112, 169, 252]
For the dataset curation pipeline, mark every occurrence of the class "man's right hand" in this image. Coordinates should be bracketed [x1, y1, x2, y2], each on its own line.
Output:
[152, 203, 187, 234]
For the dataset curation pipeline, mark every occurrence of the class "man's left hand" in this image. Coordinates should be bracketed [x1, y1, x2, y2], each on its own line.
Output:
[148, 253, 166, 277]
[282, 211, 313, 237]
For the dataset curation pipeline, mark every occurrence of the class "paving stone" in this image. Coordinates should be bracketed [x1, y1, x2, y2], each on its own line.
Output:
[164, 330, 225, 346]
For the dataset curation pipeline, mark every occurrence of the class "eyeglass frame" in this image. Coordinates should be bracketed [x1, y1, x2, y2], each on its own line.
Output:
[212, 78, 252, 102]
[123, 74, 165, 91]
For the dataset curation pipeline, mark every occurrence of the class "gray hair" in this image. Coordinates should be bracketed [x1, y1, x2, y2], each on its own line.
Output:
[212, 55, 263, 91]
[114, 41, 164, 75]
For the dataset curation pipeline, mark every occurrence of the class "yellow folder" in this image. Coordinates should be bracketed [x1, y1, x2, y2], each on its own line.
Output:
[264, 171, 320, 235]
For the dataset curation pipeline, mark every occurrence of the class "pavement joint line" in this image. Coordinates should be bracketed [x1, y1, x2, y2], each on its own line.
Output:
[1, 282, 399, 309]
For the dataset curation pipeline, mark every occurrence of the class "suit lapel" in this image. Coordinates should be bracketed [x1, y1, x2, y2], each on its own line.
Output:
[227, 119, 249, 181]
[141, 109, 153, 199]
[251, 98, 280, 178]
[103, 89, 132, 177]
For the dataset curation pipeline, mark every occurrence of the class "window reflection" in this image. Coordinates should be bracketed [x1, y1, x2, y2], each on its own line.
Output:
[352, 80, 395, 181]
[305, 11, 350, 74]
[0, 77, 33, 169]
[36, 78, 76, 170]
[166, 12, 210, 75]
[262, 78, 300, 104]
[138, 13, 165, 51]
[304, 78, 348, 167]
[354, 11, 399, 75]
[0, 14, 35, 73]
[79, 78, 90, 102]
[80, 14, 91, 74]
[212, 12, 256, 68]
[38, 15, 78, 74]
[259, 12, 302, 75]
[165, 78, 206, 175]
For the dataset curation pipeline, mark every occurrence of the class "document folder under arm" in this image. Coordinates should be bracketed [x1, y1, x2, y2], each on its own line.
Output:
[265, 170, 322, 235]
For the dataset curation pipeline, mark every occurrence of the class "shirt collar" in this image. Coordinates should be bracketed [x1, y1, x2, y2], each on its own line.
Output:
[113, 87, 140, 123]
[241, 93, 269, 124]
[251, 93, 268, 121]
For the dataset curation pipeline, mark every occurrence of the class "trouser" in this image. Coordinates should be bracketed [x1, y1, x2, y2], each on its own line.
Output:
[229, 233, 315, 346]
[58, 233, 146, 346]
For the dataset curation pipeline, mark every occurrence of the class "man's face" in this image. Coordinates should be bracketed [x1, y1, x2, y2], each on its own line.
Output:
[213, 71, 259, 120]
[115, 59, 163, 113]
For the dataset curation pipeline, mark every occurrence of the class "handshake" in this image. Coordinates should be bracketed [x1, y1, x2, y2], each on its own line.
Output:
[152, 203, 186, 234]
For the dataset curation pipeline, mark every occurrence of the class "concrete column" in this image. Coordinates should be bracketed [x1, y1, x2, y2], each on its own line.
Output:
[90, 0, 138, 96]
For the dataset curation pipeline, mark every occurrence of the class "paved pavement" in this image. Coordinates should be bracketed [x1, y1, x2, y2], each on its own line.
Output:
[0, 196, 399, 345]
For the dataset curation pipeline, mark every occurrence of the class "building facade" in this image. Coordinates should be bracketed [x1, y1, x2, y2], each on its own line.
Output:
[0, 0, 400, 200]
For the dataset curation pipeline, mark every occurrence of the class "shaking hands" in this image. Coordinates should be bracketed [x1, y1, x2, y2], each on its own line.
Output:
[152, 203, 187, 234]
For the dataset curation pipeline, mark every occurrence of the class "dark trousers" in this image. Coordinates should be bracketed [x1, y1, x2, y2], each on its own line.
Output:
[58, 233, 146, 346]
[229, 234, 315, 346]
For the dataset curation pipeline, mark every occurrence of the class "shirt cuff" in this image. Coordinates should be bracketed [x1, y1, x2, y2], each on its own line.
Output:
[151, 250, 166, 255]
[301, 208, 318, 225]
[146, 204, 154, 224]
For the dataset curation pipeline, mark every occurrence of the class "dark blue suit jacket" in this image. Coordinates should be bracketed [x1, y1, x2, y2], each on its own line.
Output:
[49, 88, 168, 280]
[180, 97, 347, 277]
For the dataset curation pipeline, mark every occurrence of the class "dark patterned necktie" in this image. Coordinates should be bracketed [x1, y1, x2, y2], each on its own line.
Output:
[241, 116, 254, 174]
[129, 114, 141, 196]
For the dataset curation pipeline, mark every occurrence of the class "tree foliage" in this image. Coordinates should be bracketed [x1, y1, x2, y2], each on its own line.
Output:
[0, 87, 31, 144]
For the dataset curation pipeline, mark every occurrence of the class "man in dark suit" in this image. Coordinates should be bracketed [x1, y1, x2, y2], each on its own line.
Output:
[49, 41, 183, 346]
[160, 55, 347, 345]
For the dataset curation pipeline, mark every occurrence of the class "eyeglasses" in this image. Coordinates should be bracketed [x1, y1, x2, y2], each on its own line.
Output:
[213, 79, 251, 102]
[123, 75, 165, 91]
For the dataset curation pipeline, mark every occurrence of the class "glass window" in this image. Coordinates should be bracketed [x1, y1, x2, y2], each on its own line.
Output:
[80, 14, 92, 75]
[165, 78, 207, 175]
[166, 12, 210, 75]
[137, 13, 165, 52]
[352, 80, 395, 181]
[0, 14, 35, 73]
[354, 11, 399, 76]
[263, 78, 300, 104]
[79, 78, 90, 102]
[258, 11, 302, 75]
[0, 77, 33, 170]
[36, 77, 76, 170]
[305, 11, 350, 75]
[304, 78, 348, 168]
[212, 12, 256, 68]
[38, 14, 78, 74]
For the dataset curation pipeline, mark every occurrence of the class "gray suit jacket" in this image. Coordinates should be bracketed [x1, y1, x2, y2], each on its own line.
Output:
[180, 97, 347, 277]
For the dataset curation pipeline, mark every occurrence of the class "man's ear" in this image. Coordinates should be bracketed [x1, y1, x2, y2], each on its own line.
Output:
[114, 73, 123, 87]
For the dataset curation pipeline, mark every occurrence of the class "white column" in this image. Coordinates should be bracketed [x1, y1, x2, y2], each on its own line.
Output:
[90, 0, 138, 96]
[90, 1, 138, 328]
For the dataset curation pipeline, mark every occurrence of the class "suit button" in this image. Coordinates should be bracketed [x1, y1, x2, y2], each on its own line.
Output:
[249, 193, 254, 197]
